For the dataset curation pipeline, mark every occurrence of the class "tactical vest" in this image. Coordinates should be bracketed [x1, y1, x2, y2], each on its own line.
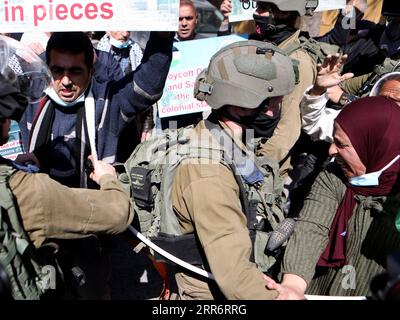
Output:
[121, 120, 286, 275]
[284, 35, 341, 84]
[0, 164, 46, 300]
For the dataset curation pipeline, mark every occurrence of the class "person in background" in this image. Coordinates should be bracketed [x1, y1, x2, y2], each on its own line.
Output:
[96, 30, 154, 162]
[176, 0, 206, 41]
[160, 0, 206, 130]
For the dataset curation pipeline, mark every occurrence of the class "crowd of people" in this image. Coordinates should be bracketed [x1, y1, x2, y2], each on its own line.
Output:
[1, 0, 400, 300]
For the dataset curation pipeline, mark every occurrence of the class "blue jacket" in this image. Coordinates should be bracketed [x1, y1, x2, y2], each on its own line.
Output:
[19, 32, 173, 187]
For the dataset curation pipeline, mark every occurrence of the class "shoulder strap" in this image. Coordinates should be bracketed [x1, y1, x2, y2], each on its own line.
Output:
[285, 36, 340, 64]
[203, 120, 262, 231]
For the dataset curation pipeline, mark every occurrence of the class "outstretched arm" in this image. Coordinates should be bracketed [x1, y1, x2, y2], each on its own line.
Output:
[301, 54, 353, 142]
[117, 31, 174, 119]
[218, 0, 233, 36]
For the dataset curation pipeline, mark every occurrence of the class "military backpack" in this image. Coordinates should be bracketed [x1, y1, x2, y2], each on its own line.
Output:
[0, 165, 51, 300]
[121, 120, 287, 277]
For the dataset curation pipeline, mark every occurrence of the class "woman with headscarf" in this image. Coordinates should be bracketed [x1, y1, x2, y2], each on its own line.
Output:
[265, 95, 400, 299]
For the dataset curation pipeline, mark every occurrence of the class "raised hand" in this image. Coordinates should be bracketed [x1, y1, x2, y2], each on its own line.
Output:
[220, 0, 233, 19]
[310, 53, 354, 96]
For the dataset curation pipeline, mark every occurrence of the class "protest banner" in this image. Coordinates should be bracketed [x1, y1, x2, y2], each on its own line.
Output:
[228, 0, 346, 23]
[0, 0, 179, 32]
[0, 121, 23, 160]
[157, 34, 246, 118]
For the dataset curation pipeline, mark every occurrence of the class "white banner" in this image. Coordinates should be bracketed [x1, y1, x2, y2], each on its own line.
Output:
[314, 0, 346, 12]
[0, 0, 179, 32]
[229, 0, 347, 23]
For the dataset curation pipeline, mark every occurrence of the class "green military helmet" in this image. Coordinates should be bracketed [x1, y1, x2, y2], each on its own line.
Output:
[194, 40, 295, 110]
[254, 0, 319, 16]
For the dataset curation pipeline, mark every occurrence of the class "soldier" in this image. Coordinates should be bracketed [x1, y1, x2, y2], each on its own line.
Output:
[170, 40, 296, 299]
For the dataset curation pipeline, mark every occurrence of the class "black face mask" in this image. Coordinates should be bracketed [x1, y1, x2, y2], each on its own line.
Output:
[253, 14, 277, 36]
[243, 109, 280, 139]
[217, 104, 280, 141]
[253, 14, 296, 44]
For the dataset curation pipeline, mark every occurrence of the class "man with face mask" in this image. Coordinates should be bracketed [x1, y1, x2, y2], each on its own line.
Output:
[0, 35, 133, 300]
[15, 31, 173, 300]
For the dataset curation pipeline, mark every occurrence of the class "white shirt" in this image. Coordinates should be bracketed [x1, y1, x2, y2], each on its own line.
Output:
[300, 85, 340, 143]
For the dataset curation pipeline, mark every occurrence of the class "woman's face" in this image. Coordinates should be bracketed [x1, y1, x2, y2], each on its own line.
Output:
[329, 122, 366, 178]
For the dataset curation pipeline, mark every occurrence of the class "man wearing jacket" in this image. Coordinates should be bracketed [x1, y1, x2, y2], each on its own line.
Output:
[16, 31, 173, 299]
[0, 35, 133, 299]
[18, 31, 173, 188]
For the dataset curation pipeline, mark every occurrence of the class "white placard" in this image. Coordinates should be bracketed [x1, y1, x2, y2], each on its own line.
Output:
[228, 0, 347, 23]
[0, 0, 179, 32]
[314, 0, 346, 12]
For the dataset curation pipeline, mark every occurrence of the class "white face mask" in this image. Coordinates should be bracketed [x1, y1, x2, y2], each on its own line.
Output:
[45, 87, 86, 107]
[109, 37, 132, 49]
[349, 155, 400, 187]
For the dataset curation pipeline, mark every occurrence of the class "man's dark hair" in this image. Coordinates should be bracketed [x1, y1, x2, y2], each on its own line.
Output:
[46, 32, 94, 70]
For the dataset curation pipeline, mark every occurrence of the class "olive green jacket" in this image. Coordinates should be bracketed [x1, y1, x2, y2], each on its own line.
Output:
[257, 30, 317, 178]
[10, 170, 133, 249]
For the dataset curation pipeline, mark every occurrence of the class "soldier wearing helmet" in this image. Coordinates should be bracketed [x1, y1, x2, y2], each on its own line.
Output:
[170, 40, 296, 299]
[219, 0, 321, 179]
[0, 35, 133, 300]
[245, 0, 320, 181]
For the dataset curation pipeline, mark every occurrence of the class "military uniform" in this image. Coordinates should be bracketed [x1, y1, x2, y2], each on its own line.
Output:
[340, 73, 371, 96]
[9, 170, 133, 249]
[171, 120, 278, 300]
[257, 30, 317, 178]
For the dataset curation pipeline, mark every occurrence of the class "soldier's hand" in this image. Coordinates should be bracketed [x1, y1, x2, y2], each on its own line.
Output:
[88, 155, 116, 185]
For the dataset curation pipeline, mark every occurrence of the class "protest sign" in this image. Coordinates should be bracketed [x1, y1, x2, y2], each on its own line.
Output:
[228, 0, 346, 23]
[314, 0, 346, 12]
[0, 0, 179, 32]
[157, 34, 246, 118]
[0, 121, 23, 160]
